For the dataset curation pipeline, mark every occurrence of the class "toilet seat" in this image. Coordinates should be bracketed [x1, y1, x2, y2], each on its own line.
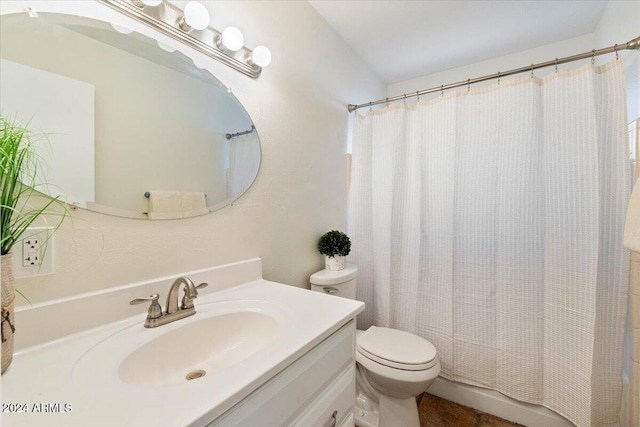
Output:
[357, 326, 438, 371]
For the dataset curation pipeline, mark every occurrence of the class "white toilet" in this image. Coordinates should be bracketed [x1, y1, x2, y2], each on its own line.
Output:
[310, 264, 440, 427]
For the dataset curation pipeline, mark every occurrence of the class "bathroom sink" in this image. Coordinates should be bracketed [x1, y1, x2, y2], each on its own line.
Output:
[119, 311, 278, 387]
[4, 271, 365, 427]
[72, 299, 285, 390]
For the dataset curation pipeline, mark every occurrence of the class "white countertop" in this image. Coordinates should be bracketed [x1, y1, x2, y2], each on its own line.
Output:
[1, 277, 364, 427]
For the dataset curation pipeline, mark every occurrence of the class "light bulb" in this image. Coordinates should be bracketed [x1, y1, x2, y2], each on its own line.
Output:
[132, 0, 162, 7]
[249, 45, 272, 68]
[178, 1, 210, 32]
[219, 27, 244, 52]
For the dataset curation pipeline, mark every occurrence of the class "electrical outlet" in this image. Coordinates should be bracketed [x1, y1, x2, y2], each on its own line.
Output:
[12, 227, 54, 278]
[23, 236, 41, 267]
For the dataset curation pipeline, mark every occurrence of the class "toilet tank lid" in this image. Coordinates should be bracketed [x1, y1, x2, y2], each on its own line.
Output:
[310, 263, 358, 285]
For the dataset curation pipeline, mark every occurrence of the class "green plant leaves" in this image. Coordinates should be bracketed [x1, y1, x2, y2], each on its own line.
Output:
[0, 114, 66, 255]
[318, 230, 351, 257]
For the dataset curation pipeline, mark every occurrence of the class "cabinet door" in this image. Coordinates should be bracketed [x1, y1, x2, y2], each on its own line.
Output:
[208, 321, 355, 427]
[288, 365, 355, 427]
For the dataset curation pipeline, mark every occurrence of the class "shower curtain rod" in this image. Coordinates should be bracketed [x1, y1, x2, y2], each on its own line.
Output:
[347, 36, 640, 113]
[226, 125, 256, 140]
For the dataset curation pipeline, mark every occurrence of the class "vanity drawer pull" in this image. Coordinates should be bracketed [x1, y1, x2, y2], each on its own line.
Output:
[323, 287, 339, 294]
[326, 410, 338, 427]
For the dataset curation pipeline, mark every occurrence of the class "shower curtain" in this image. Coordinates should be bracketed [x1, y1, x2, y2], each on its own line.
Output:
[347, 59, 629, 427]
[228, 132, 261, 199]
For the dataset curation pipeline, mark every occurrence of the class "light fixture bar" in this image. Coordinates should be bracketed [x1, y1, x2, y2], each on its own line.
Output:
[98, 0, 262, 78]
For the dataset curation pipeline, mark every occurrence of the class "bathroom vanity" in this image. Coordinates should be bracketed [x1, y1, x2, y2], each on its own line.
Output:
[1, 259, 364, 427]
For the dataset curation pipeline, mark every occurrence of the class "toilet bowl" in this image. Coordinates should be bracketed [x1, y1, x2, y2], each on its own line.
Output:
[310, 264, 440, 427]
[353, 327, 440, 427]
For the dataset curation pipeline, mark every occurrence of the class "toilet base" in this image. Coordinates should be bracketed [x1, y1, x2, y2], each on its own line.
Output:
[355, 392, 378, 427]
[354, 391, 420, 427]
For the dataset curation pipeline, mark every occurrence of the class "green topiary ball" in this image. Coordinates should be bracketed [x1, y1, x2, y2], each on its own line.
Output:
[318, 230, 351, 257]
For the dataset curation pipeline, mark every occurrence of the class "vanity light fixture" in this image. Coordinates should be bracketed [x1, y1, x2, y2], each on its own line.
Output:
[99, 0, 271, 78]
[247, 45, 272, 68]
[217, 27, 244, 52]
[177, 1, 210, 32]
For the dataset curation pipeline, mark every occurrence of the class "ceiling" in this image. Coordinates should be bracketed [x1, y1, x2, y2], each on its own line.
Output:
[308, 0, 608, 85]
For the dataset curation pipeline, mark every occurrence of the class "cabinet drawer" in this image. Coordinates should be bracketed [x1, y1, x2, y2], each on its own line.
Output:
[288, 365, 355, 427]
[209, 320, 355, 427]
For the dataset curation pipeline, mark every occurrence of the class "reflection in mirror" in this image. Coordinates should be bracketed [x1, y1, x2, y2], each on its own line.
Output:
[0, 12, 261, 219]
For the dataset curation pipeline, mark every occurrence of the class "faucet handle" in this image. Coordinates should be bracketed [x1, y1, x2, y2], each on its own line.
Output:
[130, 294, 159, 305]
[193, 282, 208, 299]
[130, 293, 162, 320]
[181, 283, 208, 309]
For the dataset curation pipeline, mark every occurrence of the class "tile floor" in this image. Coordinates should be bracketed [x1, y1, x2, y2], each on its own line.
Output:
[417, 393, 525, 427]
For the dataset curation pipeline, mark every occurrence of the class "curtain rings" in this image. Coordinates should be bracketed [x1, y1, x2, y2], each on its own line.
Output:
[385, 97, 389, 107]
[416, 90, 420, 102]
[441, 85, 444, 97]
[591, 49, 596, 65]
[467, 78, 471, 92]
[497, 71, 501, 85]
[403, 93, 407, 105]
[555, 58, 558, 73]
[530, 64, 534, 79]
[368, 101, 372, 113]
[614, 44, 619, 60]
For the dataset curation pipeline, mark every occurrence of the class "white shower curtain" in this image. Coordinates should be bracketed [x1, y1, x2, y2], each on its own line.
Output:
[347, 59, 630, 427]
[228, 133, 261, 199]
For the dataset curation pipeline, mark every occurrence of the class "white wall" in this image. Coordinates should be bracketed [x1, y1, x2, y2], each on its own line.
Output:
[2, 0, 385, 306]
[0, 59, 96, 207]
[388, 1, 639, 120]
[388, 34, 595, 99]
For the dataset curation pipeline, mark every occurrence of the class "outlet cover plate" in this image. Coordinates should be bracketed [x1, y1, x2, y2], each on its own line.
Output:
[12, 227, 54, 278]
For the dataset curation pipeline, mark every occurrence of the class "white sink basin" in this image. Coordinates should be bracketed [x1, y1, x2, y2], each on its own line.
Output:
[119, 311, 278, 388]
[71, 299, 287, 391]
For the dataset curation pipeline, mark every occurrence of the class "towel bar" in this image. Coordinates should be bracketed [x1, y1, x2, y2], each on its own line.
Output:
[144, 192, 207, 198]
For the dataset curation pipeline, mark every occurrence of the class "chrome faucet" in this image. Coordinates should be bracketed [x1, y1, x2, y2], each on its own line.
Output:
[166, 277, 199, 314]
[130, 277, 208, 328]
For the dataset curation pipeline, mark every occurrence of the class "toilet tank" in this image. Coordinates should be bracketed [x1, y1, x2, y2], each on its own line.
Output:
[310, 263, 358, 299]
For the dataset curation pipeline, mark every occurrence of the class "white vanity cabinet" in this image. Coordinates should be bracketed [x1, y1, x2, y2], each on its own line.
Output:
[3, 259, 365, 427]
[208, 321, 357, 427]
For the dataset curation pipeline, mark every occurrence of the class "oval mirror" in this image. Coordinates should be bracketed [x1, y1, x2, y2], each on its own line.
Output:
[0, 12, 261, 219]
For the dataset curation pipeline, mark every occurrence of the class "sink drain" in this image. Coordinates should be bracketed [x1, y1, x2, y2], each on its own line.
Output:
[186, 370, 206, 381]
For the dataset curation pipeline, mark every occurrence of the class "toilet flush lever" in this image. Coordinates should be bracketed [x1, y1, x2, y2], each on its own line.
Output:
[323, 287, 339, 294]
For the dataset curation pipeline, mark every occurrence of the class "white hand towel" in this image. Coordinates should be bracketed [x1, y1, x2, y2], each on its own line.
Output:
[181, 192, 209, 218]
[147, 191, 182, 220]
